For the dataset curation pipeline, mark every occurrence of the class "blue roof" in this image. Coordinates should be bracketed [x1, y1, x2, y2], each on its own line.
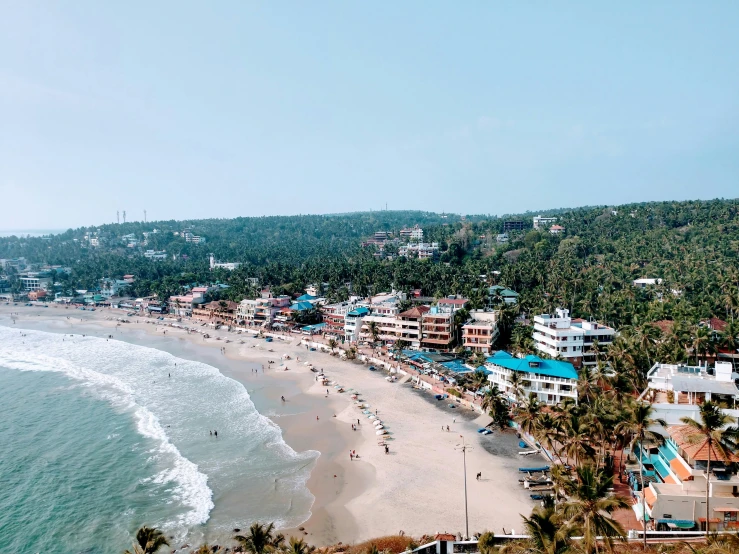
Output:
[348, 306, 370, 316]
[302, 323, 326, 331]
[402, 350, 435, 364]
[486, 352, 578, 380]
[296, 294, 317, 302]
[441, 360, 472, 373]
[290, 301, 314, 311]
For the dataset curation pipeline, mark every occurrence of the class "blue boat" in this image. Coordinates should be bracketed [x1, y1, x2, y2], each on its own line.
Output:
[477, 428, 486, 433]
[519, 466, 550, 473]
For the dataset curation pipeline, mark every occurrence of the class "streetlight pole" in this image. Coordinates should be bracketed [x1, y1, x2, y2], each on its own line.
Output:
[456, 435, 472, 540]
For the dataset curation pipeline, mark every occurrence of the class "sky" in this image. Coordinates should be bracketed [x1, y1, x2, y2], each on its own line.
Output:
[1, 2, 738, 229]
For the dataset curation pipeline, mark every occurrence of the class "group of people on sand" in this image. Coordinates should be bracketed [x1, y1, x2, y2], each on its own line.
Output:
[209, 430, 219, 438]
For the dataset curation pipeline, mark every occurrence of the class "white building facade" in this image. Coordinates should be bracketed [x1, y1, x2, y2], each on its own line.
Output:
[533, 308, 615, 368]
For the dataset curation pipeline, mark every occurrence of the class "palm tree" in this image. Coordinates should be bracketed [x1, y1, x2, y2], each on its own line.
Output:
[282, 537, 315, 554]
[615, 401, 666, 548]
[123, 526, 169, 554]
[235, 522, 285, 554]
[502, 497, 571, 554]
[481, 384, 509, 429]
[514, 393, 541, 440]
[327, 338, 338, 352]
[691, 325, 714, 365]
[468, 370, 489, 392]
[559, 412, 595, 469]
[680, 401, 738, 536]
[367, 320, 380, 346]
[634, 323, 661, 369]
[560, 465, 629, 554]
[507, 371, 526, 404]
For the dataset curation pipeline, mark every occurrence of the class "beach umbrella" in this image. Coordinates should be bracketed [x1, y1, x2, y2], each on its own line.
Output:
[373, 420, 383, 427]
[375, 430, 385, 436]
[375, 425, 384, 430]
[368, 415, 376, 420]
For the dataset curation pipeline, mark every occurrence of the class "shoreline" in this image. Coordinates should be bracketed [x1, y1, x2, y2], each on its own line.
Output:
[0, 305, 538, 546]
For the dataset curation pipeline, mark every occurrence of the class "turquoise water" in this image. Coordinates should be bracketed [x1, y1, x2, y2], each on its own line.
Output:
[0, 326, 318, 554]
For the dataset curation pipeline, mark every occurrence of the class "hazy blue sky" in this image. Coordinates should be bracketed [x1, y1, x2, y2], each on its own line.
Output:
[1, 2, 738, 229]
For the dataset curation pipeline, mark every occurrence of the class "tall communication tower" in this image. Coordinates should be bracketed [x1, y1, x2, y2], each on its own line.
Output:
[117, 211, 120, 224]
[144, 210, 147, 223]
[122, 210, 126, 223]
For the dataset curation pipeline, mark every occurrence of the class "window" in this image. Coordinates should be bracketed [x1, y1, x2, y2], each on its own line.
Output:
[725, 512, 737, 523]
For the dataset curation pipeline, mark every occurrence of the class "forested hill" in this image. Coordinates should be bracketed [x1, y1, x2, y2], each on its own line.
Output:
[2, 199, 738, 330]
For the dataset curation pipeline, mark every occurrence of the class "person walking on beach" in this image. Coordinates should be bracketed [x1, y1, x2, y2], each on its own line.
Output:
[385, 445, 389, 455]
[446, 425, 450, 432]
[214, 430, 218, 438]
[349, 452, 353, 461]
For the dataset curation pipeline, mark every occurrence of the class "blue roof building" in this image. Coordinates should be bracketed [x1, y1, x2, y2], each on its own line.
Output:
[485, 351, 579, 405]
[290, 301, 314, 312]
[295, 294, 318, 302]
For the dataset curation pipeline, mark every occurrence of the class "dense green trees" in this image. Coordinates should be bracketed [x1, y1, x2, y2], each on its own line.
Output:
[3, 201, 739, 339]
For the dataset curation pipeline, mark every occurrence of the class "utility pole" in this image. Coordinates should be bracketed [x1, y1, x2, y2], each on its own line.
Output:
[122, 210, 126, 223]
[455, 436, 472, 539]
[144, 209, 147, 223]
[117, 211, 120, 224]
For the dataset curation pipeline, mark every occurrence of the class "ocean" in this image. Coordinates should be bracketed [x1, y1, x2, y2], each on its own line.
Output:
[0, 325, 318, 554]
[0, 229, 66, 237]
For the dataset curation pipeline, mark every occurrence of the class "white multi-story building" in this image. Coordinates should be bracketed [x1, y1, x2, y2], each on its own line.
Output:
[144, 250, 167, 260]
[398, 242, 440, 260]
[533, 215, 558, 230]
[100, 278, 130, 298]
[533, 308, 615, 368]
[344, 306, 370, 343]
[236, 299, 258, 324]
[209, 254, 240, 271]
[486, 351, 578, 405]
[462, 311, 499, 354]
[19, 273, 51, 291]
[183, 231, 206, 244]
[400, 225, 424, 241]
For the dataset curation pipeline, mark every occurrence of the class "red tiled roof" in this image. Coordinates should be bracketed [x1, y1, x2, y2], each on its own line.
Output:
[707, 318, 728, 332]
[434, 534, 457, 541]
[653, 320, 675, 334]
[399, 306, 430, 319]
[668, 425, 739, 463]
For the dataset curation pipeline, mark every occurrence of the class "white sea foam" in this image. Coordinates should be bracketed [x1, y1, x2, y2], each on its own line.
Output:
[0, 325, 318, 532]
[0, 338, 214, 527]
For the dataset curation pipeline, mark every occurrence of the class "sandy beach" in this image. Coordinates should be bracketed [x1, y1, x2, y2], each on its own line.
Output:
[0, 304, 539, 545]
